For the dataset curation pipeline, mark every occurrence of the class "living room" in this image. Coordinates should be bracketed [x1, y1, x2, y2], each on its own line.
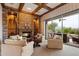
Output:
[0, 3, 79, 56]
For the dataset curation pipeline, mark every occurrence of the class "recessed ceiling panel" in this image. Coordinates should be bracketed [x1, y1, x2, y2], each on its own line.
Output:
[47, 3, 60, 8]
[5, 3, 19, 9]
[36, 8, 48, 15]
[22, 3, 38, 12]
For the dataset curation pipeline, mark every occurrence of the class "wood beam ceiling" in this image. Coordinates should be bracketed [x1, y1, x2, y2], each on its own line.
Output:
[1, 3, 67, 17]
[1, 3, 39, 17]
[40, 3, 67, 17]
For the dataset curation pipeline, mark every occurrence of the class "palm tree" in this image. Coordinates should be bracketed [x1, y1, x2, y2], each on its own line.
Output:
[48, 22, 58, 32]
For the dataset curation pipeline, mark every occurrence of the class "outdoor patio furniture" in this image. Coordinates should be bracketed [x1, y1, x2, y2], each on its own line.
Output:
[72, 36, 79, 44]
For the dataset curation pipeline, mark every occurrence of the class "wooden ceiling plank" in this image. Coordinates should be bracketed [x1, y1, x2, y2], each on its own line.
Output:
[40, 3, 67, 17]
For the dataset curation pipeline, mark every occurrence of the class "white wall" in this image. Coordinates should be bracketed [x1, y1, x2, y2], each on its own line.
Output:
[0, 4, 3, 40]
[40, 3, 79, 34]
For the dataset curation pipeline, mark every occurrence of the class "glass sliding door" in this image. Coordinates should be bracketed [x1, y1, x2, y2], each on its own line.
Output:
[45, 11, 79, 48]
[62, 14, 79, 45]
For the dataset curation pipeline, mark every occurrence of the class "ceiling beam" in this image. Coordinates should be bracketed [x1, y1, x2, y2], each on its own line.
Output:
[34, 3, 52, 10]
[41, 4, 52, 10]
[21, 10, 39, 16]
[32, 3, 43, 14]
[43, 5, 52, 10]
[32, 6, 41, 14]
[40, 3, 67, 17]
[18, 3, 24, 11]
[1, 3, 5, 8]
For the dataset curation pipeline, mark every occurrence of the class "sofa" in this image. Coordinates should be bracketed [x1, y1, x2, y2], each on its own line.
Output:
[47, 35, 63, 49]
[1, 39, 34, 56]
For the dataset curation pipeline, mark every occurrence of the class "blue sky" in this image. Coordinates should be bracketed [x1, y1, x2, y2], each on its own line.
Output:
[48, 14, 79, 29]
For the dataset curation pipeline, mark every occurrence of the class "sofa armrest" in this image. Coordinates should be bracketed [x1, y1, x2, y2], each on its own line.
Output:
[22, 41, 34, 56]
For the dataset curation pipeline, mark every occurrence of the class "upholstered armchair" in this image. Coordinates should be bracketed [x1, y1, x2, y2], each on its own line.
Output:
[48, 35, 63, 49]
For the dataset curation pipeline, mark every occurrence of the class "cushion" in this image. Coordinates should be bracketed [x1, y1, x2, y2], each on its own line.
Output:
[10, 35, 18, 40]
[17, 35, 23, 40]
[53, 35, 62, 40]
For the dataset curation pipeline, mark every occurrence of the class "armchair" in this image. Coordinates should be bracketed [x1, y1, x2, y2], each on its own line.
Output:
[48, 35, 63, 49]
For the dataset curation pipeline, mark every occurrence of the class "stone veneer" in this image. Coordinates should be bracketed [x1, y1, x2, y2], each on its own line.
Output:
[2, 8, 8, 41]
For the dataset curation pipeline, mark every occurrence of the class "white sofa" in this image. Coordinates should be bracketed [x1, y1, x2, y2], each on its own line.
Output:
[48, 35, 63, 49]
[1, 40, 34, 56]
